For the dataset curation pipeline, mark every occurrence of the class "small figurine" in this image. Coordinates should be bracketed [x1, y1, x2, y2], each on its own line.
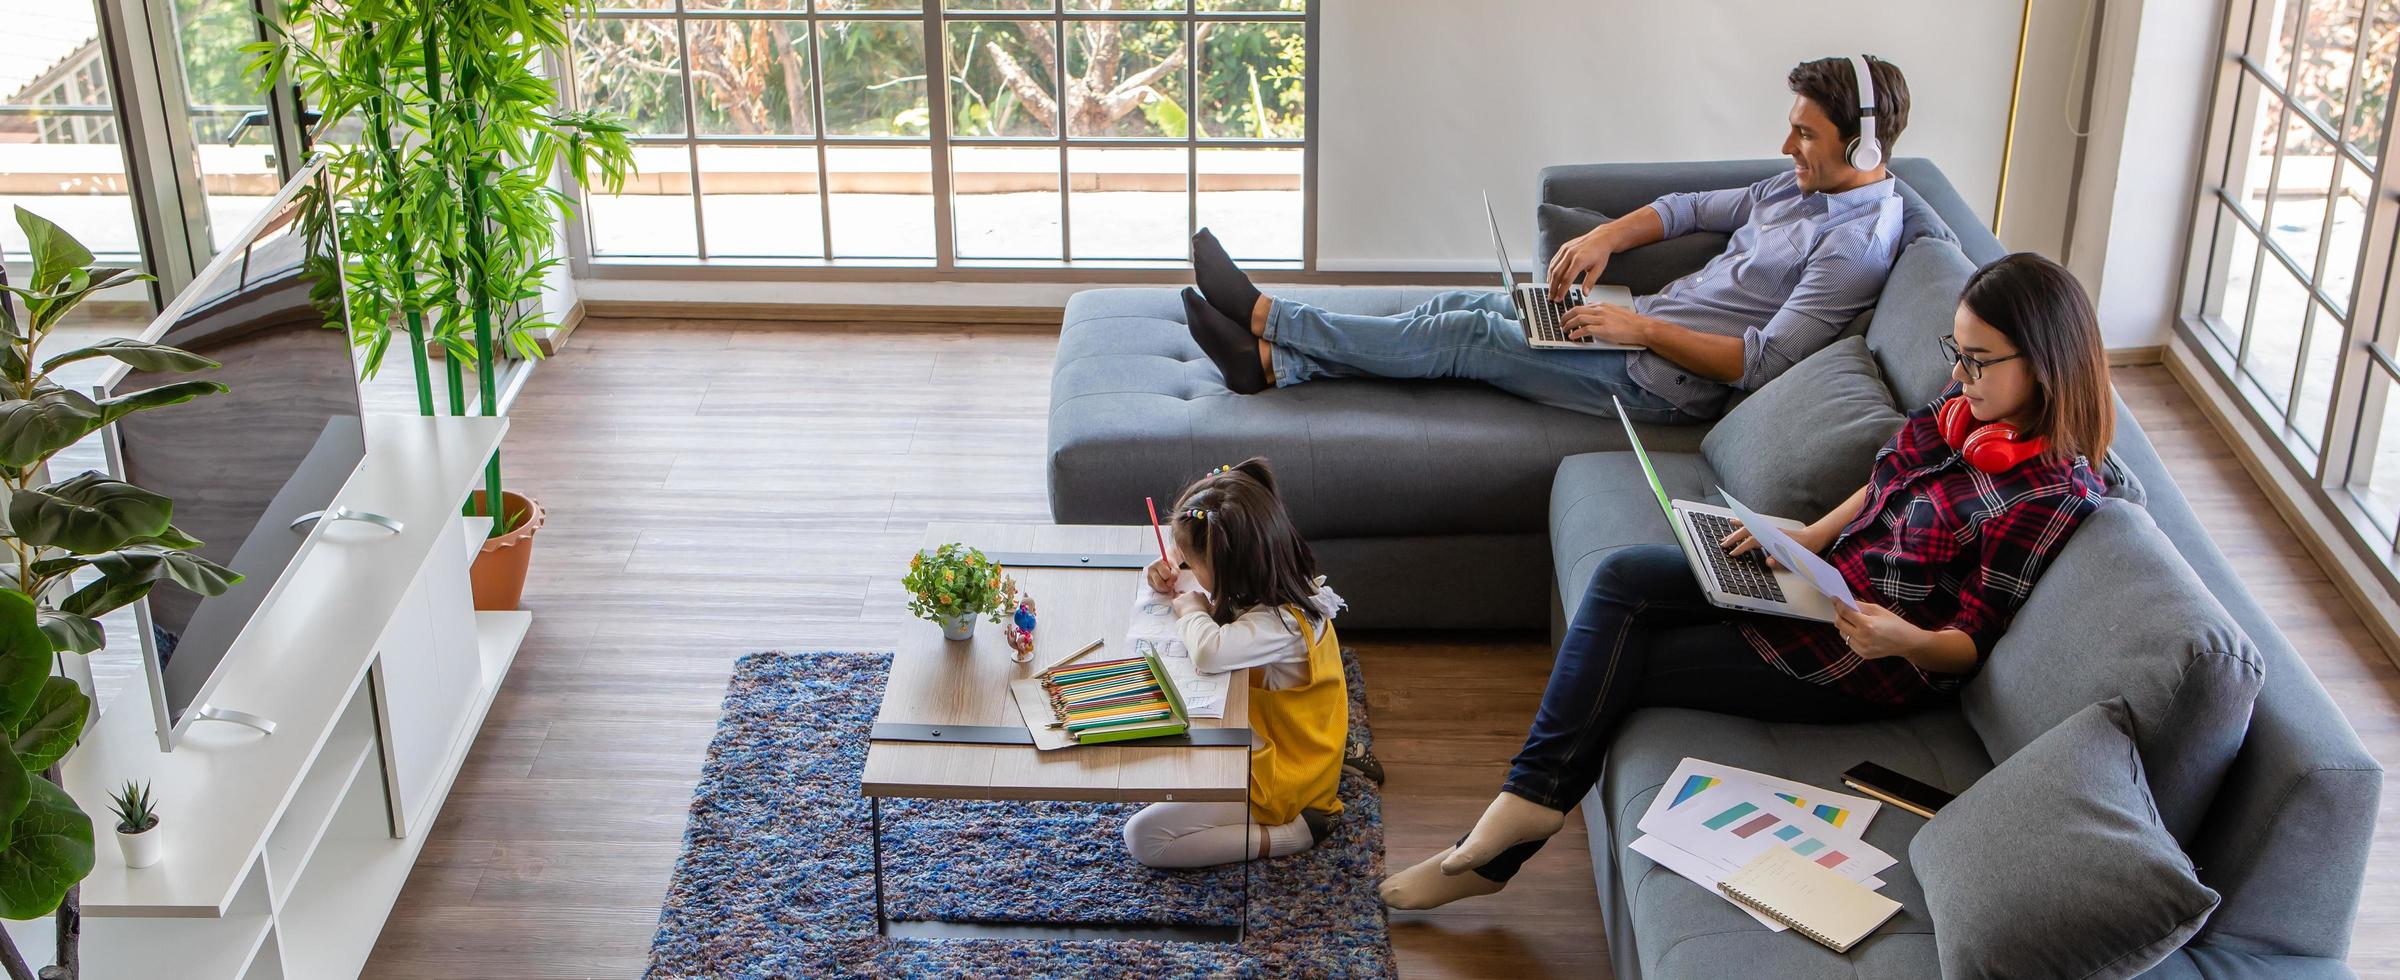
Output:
[1005, 594, 1037, 662]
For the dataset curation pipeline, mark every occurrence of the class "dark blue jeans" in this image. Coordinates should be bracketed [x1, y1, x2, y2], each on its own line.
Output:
[1473, 544, 1905, 882]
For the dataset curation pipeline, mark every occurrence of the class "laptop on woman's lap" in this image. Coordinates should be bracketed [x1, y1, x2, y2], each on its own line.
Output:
[1613, 397, 1842, 623]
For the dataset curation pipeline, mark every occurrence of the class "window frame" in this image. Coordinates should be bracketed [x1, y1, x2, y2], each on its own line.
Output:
[2176, 0, 2400, 576]
[558, 0, 1316, 275]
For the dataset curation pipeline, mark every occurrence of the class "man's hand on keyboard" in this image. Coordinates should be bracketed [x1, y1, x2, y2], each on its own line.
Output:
[1561, 302, 1653, 346]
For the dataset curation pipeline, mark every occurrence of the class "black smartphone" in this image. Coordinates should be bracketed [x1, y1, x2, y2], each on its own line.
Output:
[1841, 762, 1956, 819]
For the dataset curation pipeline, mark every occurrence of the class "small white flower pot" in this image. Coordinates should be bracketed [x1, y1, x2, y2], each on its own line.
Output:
[937, 613, 976, 642]
[117, 822, 162, 870]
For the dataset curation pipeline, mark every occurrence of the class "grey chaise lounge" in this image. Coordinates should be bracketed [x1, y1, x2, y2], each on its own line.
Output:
[1045, 157, 2381, 976]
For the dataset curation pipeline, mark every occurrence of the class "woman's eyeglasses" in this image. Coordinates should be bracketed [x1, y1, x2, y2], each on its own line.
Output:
[1939, 335, 2024, 382]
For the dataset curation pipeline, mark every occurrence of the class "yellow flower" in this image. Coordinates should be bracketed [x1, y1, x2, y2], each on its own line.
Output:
[909, 553, 922, 569]
[937, 594, 952, 606]
[943, 570, 955, 583]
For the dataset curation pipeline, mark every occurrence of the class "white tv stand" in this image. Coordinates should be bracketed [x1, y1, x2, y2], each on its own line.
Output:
[6, 416, 526, 979]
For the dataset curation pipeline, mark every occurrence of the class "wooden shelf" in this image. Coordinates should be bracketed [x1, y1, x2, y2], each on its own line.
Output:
[276, 610, 530, 979]
[63, 416, 508, 918]
[260, 696, 377, 905]
[85, 911, 276, 978]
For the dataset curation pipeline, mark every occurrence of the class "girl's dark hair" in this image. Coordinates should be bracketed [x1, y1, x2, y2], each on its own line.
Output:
[1959, 252, 2115, 462]
[1168, 457, 1320, 625]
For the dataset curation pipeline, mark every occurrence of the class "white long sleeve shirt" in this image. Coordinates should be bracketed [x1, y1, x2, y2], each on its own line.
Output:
[1174, 580, 1345, 691]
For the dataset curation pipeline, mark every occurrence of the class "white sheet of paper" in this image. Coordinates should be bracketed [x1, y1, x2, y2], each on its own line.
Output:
[1129, 576, 1226, 719]
[1638, 781, 1895, 886]
[1720, 489, 1858, 611]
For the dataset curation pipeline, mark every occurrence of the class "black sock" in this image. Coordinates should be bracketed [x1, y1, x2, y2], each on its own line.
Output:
[1191, 228, 1263, 329]
[1182, 287, 1270, 395]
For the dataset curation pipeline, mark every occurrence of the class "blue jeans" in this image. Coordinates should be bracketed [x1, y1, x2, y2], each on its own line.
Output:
[1264, 291, 1701, 423]
[1472, 545, 1906, 883]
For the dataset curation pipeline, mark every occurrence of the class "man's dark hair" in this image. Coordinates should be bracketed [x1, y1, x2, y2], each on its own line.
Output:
[1788, 56, 1910, 156]
[1168, 457, 1321, 626]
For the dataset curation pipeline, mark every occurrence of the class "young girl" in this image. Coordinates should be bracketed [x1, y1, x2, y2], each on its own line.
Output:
[1121, 457, 1353, 868]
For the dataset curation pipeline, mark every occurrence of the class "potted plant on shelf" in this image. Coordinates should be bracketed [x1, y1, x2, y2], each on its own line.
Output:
[0, 209, 241, 979]
[903, 545, 1020, 642]
[254, 0, 633, 611]
[106, 783, 160, 871]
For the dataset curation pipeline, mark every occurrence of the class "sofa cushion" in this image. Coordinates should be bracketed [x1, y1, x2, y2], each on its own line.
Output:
[1592, 705, 1991, 979]
[1912, 699, 2220, 980]
[1548, 450, 1720, 614]
[1702, 337, 1905, 521]
[1962, 501, 2265, 844]
[1864, 238, 1977, 411]
[1048, 287, 1707, 541]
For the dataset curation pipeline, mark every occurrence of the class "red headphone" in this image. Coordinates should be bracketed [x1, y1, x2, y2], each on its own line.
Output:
[1937, 396, 2050, 474]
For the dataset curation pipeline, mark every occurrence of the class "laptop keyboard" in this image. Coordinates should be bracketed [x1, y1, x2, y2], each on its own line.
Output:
[1523, 287, 1583, 343]
[1682, 511, 1788, 603]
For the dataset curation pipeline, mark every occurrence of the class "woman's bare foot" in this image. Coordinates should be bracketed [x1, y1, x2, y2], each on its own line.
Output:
[1380, 847, 1506, 910]
[1441, 792, 1567, 875]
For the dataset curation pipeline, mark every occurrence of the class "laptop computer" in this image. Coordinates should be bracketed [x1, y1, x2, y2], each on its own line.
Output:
[1611, 397, 1840, 622]
[1484, 192, 1639, 351]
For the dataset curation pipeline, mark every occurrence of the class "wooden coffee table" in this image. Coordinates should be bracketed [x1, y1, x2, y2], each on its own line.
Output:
[860, 523, 1255, 943]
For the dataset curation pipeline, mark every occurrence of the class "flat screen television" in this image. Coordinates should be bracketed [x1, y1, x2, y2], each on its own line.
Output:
[98, 157, 368, 750]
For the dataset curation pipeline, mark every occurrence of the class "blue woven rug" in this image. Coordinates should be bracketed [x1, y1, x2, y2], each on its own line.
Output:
[646, 649, 1393, 978]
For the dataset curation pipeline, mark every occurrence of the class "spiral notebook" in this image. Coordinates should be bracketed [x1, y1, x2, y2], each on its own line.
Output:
[1717, 846, 1902, 953]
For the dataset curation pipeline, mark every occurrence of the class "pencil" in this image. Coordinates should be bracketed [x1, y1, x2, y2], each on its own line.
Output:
[1146, 496, 1171, 568]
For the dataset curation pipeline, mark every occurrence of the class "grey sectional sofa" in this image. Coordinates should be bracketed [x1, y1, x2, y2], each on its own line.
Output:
[1046, 158, 2380, 977]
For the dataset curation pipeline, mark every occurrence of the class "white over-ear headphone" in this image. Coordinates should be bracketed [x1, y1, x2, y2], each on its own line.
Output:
[1846, 53, 1884, 172]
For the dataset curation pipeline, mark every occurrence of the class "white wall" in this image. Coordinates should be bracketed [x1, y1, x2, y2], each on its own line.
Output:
[1995, 0, 2105, 258]
[1315, 0, 2031, 272]
[2062, 0, 2220, 349]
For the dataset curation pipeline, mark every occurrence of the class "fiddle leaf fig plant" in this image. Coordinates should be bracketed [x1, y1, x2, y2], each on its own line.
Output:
[0, 207, 243, 980]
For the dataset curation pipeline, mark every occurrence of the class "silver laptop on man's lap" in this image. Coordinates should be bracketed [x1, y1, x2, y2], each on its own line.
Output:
[1483, 192, 1639, 351]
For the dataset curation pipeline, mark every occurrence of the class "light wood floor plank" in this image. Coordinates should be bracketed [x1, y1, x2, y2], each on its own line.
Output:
[362, 319, 2400, 979]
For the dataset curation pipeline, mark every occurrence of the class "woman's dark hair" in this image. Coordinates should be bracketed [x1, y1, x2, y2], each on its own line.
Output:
[1787, 56, 1910, 153]
[1168, 457, 1320, 625]
[1959, 252, 2115, 463]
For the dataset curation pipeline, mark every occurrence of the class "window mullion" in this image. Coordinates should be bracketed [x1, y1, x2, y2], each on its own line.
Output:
[928, 3, 956, 270]
[1057, 10, 1072, 260]
[806, 2, 833, 261]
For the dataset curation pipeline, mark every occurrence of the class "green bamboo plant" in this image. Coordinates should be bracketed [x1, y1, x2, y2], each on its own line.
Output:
[0, 209, 241, 980]
[253, 0, 632, 537]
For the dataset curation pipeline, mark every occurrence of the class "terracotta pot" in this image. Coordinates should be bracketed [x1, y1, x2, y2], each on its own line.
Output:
[469, 490, 546, 611]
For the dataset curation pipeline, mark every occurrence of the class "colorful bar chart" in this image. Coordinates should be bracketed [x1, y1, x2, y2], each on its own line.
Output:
[1673, 774, 1722, 808]
[1703, 801, 1851, 870]
[1775, 791, 1854, 828]
[1702, 802, 1758, 830]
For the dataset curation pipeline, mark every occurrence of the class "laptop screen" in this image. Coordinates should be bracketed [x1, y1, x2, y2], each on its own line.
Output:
[1612, 397, 1676, 519]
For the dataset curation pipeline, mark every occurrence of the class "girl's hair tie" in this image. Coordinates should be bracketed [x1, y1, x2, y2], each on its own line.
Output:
[1213, 464, 1233, 475]
[1185, 508, 1210, 522]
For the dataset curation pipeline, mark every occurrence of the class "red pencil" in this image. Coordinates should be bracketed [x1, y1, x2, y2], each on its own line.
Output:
[1145, 496, 1171, 567]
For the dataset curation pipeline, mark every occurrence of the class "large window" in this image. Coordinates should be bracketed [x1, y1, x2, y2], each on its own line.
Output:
[565, 0, 1309, 268]
[2184, 0, 2400, 567]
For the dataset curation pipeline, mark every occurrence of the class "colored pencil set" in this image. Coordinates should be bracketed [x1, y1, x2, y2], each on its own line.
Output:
[1041, 651, 1190, 744]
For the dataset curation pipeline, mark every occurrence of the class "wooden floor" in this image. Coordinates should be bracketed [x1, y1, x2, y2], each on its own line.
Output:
[362, 319, 2400, 979]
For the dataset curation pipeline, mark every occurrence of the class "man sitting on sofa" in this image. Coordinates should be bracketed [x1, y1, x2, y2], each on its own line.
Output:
[1180, 55, 1911, 425]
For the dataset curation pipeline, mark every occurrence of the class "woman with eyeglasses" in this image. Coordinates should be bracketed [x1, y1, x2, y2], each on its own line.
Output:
[1380, 251, 2115, 910]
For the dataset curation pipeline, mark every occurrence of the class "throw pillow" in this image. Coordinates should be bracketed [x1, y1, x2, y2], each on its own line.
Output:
[1911, 699, 2220, 979]
[1536, 203, 1730, 296]
[1964, 501, 2264, 844]
[1701, 336, 1905, 521]
[1865, 237, 1977, 411]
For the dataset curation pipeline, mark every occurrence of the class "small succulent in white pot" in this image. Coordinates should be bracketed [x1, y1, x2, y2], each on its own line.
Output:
[108, 781, 161, 870]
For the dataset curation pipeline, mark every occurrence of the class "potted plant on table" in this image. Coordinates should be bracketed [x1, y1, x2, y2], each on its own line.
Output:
[904, 544, 1019, 642]
[254, 0, 633, 611]
[106, 783, 160, 871]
